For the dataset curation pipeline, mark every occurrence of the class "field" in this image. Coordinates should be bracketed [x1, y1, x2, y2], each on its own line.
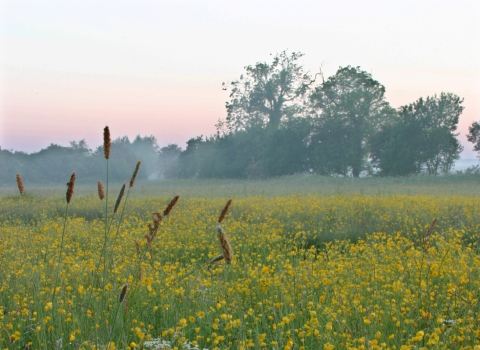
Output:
[1, 175, 480, 349]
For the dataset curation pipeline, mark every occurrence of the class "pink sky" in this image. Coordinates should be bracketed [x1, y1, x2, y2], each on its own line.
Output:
[1, 0, 479, 157]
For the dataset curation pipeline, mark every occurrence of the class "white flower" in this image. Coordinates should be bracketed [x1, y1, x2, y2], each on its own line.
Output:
[442, 319, 456, 327]
[144, 338, 210, 350]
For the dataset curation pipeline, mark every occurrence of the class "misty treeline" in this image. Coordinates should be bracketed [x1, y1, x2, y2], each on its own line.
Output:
[175, 51, 475, 179]
[0, 136, 156, 185]
[2, 51, 479, 185]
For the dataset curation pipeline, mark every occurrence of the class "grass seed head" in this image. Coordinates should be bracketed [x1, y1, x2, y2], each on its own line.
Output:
[66, 172, 76, 204]
[217, 224, 233, 264]
[134, 240, 141, 259]
[163, 195, 180, 216]
[97, 180, 105, 200]
[15, 173, 24, 195]
[218, 199, 232, 223]
[113, 183, 126, 214]
[129, 161, 141, 188]
[119, 284, 128, 303]
[103, 126, 111, 160]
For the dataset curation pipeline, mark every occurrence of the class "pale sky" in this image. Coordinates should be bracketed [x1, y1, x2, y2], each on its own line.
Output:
[1, 0, 479, 157]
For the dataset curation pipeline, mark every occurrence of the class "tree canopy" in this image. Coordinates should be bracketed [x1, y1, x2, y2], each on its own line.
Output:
[467, 121, 480, 157]
[309, 66, 396, 177]
[371, 93, 464, 175]
[224, 51, 316, 132]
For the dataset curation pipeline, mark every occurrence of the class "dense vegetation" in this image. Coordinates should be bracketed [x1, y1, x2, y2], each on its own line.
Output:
[0, 137, 157, 185]
[1, 177, 480, 349]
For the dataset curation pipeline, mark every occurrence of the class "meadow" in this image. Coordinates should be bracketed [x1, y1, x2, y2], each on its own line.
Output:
[1, 174, 480, 349]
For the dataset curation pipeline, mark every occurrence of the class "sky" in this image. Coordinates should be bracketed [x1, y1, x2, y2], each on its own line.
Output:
[1, 0, 479, 157]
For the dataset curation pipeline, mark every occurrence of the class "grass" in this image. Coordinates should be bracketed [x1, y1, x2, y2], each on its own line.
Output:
[1, 174, 479, 349]
[2, 171, 480, 198]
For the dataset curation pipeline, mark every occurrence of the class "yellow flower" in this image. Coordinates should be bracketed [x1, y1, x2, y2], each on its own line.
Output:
[135, 327, 145, 340]
[324, 343, 334, 350]
[410, 330, 424, 343]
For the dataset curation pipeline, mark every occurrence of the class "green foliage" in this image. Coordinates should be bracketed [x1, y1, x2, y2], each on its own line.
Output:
[370, 117, 424, 177]
[158, 144, 182, 179]
[172, 120, 310, 179]
[260, 119, 310, 177]
[224, 51, 315, 131]
[371, 93, 464, 176]
[467, 121, 480, 155]
[203, 128, 266, 179]
[176, 136, 204, 178]
[0, 137, 153, 185]
[309, 66, 396, 177]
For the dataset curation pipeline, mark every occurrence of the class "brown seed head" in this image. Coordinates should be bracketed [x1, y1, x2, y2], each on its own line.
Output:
[134, 239, 141, 259]
[97, 180, 105, 200]
[103, 126, 111, 160]
[16, 173, 24, 195]
[217, 224, 233, 264]
[218, 199, 232, 223]
[118, 284, 128, 303]
[66, 172, 76, 204]
[163, 195, 180, 217]
[113, 183, 126, 214]
[129, 161, 141, 188]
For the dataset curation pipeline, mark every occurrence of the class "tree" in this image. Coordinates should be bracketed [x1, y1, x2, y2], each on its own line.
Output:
[467, 121, 480, 158]
[261, 118, 310, 176]
[0, 149, 26, 185]
[420, 94, 464, 174]
[223, 51, 316, 132]
[371, 93, 464, 176]
[370, 115, 424, 176]
[177, 136, 204, 178]
[69, 139, 91, 154]
[158, 144, 182, 179]
[309, 117, 356, 176]
[207, 127, 267, 178]
[309, 66, 396, 177]
[130, 135, 160, 177]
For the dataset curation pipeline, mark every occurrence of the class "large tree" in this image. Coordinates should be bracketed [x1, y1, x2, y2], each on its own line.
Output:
[371, 93, 464, 175]
[309, 66, 395, 177]
[409, 93, 463, 175]
[370, 113, 425, 176]
[223, 51, 316, 132]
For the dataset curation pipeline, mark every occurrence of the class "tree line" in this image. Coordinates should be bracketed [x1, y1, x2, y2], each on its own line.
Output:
[2, 51, 479, 184]
[171, 51, 474, 179]
[0, 136, 157, 185]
